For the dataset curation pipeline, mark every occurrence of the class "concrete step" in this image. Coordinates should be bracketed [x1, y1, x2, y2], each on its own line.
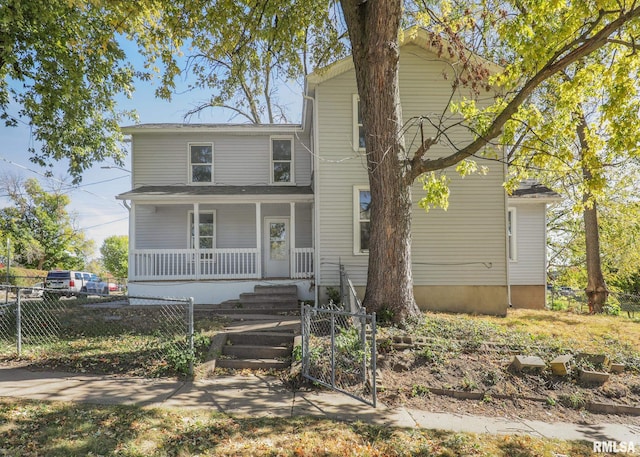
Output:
[225, 320, 301, 334]
[226, 331, 293, 347]
[202, 307, 300, 316]
[238, 293, 298, 307]
[254, 285, 298, 295]
[223, 344, 291, 359]
[216, 358, 290, 370]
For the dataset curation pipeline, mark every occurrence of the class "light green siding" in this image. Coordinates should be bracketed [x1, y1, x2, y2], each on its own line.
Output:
[131, 131, 312, 187]
[315, 44, 508, 292]
[508, 202, 546, 285]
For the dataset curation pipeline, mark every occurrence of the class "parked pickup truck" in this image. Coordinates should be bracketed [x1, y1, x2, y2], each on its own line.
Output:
[85, 274, 110, 295]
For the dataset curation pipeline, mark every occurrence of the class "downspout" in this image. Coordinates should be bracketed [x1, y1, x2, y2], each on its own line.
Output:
[303, 92, 320, 307]
[504, 164, 513, 310]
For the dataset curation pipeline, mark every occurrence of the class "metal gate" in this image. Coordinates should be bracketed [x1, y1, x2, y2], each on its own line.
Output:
[301, 304, 377, 407]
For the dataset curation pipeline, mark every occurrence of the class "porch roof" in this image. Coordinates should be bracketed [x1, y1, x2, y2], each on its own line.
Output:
[116, 185, 314, 203]
[509, 180, 562, 204]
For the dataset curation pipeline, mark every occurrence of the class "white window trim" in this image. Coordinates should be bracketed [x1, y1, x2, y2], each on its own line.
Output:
[353, 185, 370, 256]
[508, 207, 517, 262]
[188, 142, 214, 185]
[270, 136, 295, 185]
[352, 94, 365, 152]
[188, 210, 217, 249]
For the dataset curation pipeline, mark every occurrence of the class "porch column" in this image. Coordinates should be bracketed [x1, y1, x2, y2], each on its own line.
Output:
[256, 202, 262, 278]
[193, 202, 199, 280]
[290, 202, 296, 278]
[129, 201, 136, 281]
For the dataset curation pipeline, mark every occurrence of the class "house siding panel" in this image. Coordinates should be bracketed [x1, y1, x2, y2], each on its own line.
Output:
[316, 45, 507, 291]
[135, 204, 189, 249]
[509, 203, 546, 285]
[215, 204, 256, 249]
[131, 131, 311, 187]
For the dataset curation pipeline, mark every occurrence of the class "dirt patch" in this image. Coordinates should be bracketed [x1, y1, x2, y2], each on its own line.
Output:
[377, 348, 640, 426]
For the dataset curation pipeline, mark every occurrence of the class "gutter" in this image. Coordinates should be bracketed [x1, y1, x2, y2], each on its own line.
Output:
[303, 91, 320, 307]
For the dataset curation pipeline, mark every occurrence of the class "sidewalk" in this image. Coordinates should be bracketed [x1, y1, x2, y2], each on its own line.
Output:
[1, 365, 638, 443]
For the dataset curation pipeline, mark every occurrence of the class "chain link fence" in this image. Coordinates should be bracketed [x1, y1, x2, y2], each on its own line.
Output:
[547, 287, 640, 316]
[301, 303, 377, 407]
[0, 285, 201, 377]
[611, 292, 640, 317]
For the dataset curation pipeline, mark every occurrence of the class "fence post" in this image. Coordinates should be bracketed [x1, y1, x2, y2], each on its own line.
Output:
[330, 311, 336, 388]
[188, 297, 194, 376]
[371, 312, 377, 407]
[302, 304, 310, 376]
[339, 261, 345, 306]
[16, 288, 22, 356]
[360, 309, 367, 392]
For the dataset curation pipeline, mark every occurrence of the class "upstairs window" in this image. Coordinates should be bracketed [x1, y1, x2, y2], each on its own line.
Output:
[353, 186, 371, 254]
[352, 94, 365, 151]
[189, 143, 213, 183]
[271, 137, 294, 184]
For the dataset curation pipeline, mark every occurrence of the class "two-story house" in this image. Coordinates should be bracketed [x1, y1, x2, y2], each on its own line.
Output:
[117, 28, 556, 314]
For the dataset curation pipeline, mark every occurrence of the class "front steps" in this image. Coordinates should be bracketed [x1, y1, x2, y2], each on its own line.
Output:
[203, 285, 300, 372]
[197, 284, 300, 316]
[216, 331, 295, 370]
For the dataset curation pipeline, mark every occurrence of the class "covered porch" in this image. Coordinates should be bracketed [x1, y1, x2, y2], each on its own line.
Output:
[118, 186, 315, 282]
[130, 245, 314, 280]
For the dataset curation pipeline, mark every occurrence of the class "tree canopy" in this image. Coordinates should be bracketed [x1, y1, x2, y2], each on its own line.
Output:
[0, 0, 188, 182]
[0, 176, 93, 270]
[100, 235, 128, 280]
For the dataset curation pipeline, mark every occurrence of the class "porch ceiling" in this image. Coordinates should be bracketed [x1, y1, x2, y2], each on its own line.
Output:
[117, 185, 314, 203]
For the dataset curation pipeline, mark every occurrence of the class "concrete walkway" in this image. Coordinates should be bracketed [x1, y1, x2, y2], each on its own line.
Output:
[1, 365, 638, 444]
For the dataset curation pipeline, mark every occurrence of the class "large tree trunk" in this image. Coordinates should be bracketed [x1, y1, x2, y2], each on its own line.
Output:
[577, 119, 608, 313]
[583, 198, 608, 313]
[341, 0, 420, 323]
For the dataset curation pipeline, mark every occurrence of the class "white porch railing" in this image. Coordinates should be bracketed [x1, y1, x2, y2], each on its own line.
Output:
[132, 248, 314, 280]
[292, 248, 314, 279]
[132, 248, 259, 280]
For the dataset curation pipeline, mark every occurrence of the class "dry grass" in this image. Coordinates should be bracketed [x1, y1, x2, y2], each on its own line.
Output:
[0, 398, 597, 456]
[482, 309, 640, 355]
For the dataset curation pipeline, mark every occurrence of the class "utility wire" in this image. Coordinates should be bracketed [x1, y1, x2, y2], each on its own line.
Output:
[0, 155, 126, 207]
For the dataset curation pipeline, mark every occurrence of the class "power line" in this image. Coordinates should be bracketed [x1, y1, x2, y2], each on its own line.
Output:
[0, 155, 126, 207]
[82, 216, 128, 231]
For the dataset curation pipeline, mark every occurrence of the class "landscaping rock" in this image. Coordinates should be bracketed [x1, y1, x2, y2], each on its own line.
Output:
[550, 354, 573, 376]
[579, 368, 610, 385]
[577, 353, 611, 371]
[511, 355, 546, 371]
[610, 363, 625, 374]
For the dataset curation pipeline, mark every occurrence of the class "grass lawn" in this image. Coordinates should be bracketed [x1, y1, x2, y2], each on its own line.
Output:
[395, 308, 640, 372]
[0, 397, 598, 457]
[489, 308, 640, 353]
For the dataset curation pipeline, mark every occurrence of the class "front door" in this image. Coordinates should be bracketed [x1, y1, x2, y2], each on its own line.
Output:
[264, 218, 290, 278]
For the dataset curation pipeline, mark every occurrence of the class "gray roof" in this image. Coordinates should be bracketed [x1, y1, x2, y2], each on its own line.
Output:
[117, 185, 313, 199]
[121, 123, 302, 133]
[511, 180, 561, 200]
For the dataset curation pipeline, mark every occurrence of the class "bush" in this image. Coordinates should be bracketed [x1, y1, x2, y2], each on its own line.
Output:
[0, 267, 47, 286]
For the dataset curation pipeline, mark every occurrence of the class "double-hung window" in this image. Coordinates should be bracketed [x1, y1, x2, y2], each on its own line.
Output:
[353, 186, 371, 254]
[271, 137, 294, 184]
[352, 94, 365, 151]
[189, 143, 213, 184]
[189, 211, 216, 249]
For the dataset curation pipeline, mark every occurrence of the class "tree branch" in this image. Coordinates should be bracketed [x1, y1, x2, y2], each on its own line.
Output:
[408, 4, 640, 180]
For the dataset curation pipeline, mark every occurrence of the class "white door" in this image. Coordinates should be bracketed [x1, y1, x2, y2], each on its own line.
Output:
[264, 218, 290, 278]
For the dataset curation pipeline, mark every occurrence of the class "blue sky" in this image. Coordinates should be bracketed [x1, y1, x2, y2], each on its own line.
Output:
[0, 47, 305, 259]
[0, 79, 215, 256]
